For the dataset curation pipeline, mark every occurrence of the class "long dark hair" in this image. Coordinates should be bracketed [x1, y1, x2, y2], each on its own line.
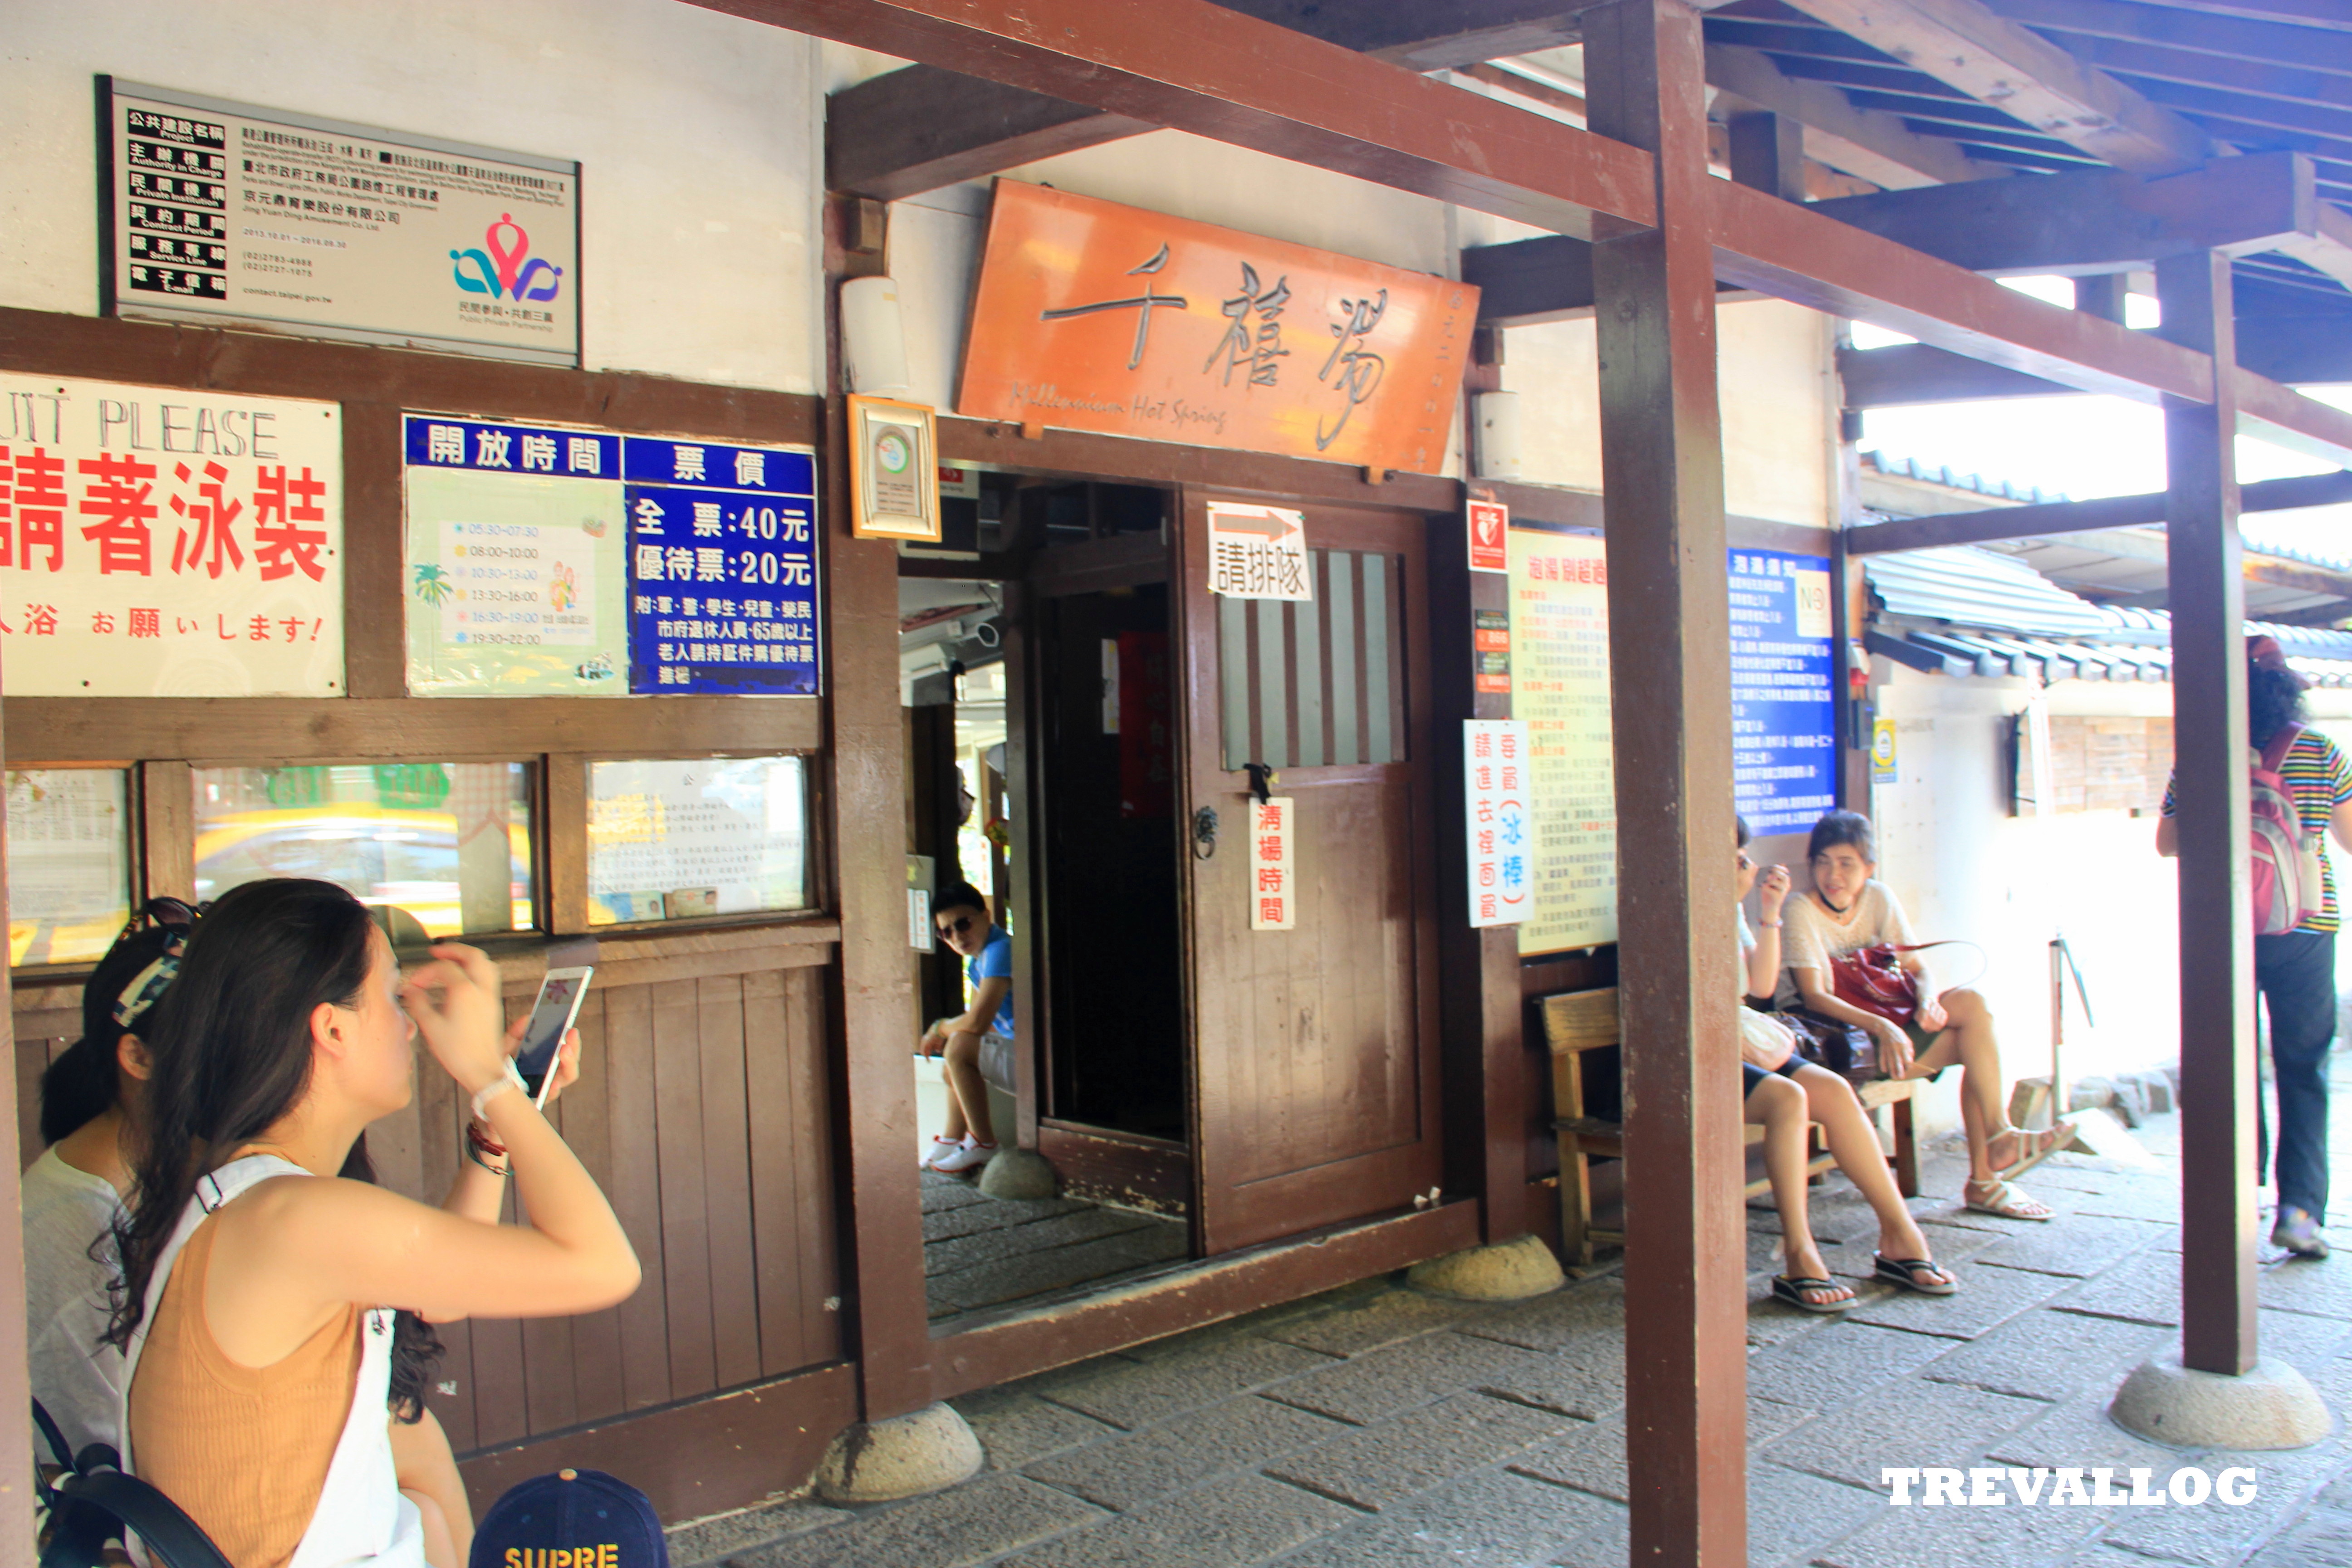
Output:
[104, 878, 442, 1420]
[2250, 663, 2308, 749]
[42, 923, 182, 1146]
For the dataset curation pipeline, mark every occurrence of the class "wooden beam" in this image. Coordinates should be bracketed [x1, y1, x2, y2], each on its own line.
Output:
[2160, 249, 2261, 1378]
[2235, 368, 2352, 467]
[1805, 152, 2328, 276]
[1991, 0, 2352, 83]
[720, 0, 1658, 232]
[1777, 0, 2218, 174]
[1704, 42, 1996, 188]
[827, 67, 1147, 199]
[1584, 2, 1748, 1561]
[1707, 176, 2213, 402]
[1843, 469, 2352, 554]
[822, 0, 1628, 202]
[1841, 312, 2352, 407]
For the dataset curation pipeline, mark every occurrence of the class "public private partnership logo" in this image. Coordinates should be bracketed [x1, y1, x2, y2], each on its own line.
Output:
[1883, 1466, 2258, 1507]
[449, 214, 562, 301]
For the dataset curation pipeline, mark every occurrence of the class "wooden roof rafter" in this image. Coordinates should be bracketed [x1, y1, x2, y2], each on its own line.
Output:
[754, 0, 2352, 462]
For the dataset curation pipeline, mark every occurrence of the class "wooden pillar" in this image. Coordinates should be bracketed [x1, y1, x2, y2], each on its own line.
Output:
[823, 194, 936, 1419]
[1432, 493, 1529, 1242]
[1726, 109, 1804, 202]
[2075, 274, 2129, 326]
[0, 666, 30, 1542]
[2160, 251, 2259, 1376]
[1585, 2, 1748, 1563]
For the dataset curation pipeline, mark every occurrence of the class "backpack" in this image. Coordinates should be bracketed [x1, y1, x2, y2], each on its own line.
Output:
[2250, 725, 2328, 936]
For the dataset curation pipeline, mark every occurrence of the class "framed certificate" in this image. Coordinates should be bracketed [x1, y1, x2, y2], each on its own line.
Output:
[848, 394, 941, 542]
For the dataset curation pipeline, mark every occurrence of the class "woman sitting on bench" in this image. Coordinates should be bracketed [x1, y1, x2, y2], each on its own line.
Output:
[1779, 810, 2073, 1223]
[1738, 820, 1956, 1302]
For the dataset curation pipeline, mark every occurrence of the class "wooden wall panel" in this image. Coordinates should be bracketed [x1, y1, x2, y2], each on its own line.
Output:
[12, 939, 842, 1461]
[696, 975, 762, 1392]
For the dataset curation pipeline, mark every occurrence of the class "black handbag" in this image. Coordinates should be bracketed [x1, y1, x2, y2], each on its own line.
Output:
[35, 1400, 231, 1568]
[1777, 1008, 1878, 1085]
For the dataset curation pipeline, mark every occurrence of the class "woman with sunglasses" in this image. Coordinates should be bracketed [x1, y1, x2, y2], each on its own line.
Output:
[918, 882, 1011, 1175]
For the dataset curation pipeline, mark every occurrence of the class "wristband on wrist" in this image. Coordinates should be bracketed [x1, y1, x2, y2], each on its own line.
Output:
[1756, 919, 1783, 928]
[466, 1118, 510, 1176]
[470, 1059, 526, 1121]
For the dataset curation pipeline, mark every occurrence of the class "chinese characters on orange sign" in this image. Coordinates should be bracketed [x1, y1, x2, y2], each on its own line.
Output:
[959, 181, 1477, 474]
[1465, 720, 1530, 928]
[1250, 795, 1296, 933]
[0, 375, 342, 696]
[1509, 529, 1616, 954]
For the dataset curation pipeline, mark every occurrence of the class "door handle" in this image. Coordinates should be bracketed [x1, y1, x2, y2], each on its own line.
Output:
[1192, 806, 1220, 860]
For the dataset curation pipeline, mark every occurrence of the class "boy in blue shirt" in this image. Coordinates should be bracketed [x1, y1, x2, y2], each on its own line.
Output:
[920, 882, 1012, 1174]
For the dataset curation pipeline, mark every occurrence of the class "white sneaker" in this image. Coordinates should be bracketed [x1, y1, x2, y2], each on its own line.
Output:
[933, 1139, 998, 1175]
[920, 1137, 960, 1170]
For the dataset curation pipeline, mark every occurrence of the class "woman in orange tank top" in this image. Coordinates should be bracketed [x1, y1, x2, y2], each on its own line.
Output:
[108, 881, 641, 1568]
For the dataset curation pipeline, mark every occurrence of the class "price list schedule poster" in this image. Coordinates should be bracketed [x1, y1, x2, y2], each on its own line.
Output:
[402, 416, 818, 697]
[1729, 549, 1837, 834]
[1507, 528, 1617, 956]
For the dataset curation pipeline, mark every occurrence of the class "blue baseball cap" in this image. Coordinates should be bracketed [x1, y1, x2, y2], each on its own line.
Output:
[469, 1469, 668, 1568]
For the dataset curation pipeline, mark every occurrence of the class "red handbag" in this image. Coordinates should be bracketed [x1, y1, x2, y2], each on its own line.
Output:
[1829, 944, 1920, 1025]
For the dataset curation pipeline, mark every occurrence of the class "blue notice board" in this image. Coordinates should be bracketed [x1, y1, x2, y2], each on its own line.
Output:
[622, 438, 820, 696]
[1729, 549, 1836, 833]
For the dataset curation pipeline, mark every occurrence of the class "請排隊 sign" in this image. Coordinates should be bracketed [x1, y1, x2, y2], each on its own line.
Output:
[0, 373, 343, 696]
[960, 181, 1476, 475]
[103, 79, 580, 366]
[1206, 502, 1311, 602]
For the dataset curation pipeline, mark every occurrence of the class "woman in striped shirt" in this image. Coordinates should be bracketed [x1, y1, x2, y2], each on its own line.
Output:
[2158, 635, 2352, 1259]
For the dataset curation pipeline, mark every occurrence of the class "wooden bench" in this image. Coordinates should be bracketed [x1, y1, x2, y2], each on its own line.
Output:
[1543, 986, 1921, 1266]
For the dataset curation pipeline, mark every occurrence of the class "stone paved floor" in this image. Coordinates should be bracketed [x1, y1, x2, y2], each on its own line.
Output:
[675, 1058, 2352, 1567]
[924, 1169, 1191, 1322]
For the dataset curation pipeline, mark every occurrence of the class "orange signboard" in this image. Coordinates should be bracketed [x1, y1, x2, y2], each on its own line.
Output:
[957, 181, 1478, 475]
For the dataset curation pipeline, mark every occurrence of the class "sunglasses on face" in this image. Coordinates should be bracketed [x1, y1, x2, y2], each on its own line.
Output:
[936, 915, 974, 939]
[119, 896, 202, 941]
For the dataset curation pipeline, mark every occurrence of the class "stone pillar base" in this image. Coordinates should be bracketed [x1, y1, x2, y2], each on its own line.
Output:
[2110, 1352, 2333, 1450]
[1407, 1234, 1565, 1301]
[814, 1403, 984, 1504]
[978, 1146, 1056, 1200]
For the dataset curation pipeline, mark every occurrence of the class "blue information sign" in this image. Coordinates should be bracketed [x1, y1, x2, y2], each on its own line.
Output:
[403, 416, 819, 696]
[1729, 549, 1836, 834]
[622, 436, 819, 696]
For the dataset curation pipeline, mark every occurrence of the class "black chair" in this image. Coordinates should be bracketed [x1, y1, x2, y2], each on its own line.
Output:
[34, 1400, 228, 1568]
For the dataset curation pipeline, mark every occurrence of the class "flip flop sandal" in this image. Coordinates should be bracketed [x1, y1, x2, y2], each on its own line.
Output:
[1994, 1120, 2078, 1184]
[1772, 1275, 1857, 1313]
[1873, 1255, 1959, 1295]
[1964, 1178, 2055, 1222]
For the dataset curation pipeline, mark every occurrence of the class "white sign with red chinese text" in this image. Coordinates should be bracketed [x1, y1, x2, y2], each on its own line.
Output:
[1465, 720, 1532, 928]
[1208, 502, 1312, 602]
[0, 374, 342, 696]
[1250, 795, 1296, 932]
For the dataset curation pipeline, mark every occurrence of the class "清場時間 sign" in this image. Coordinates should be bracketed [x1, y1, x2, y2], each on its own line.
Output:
[0, 374, 342, 696]
[1464, 720, 1531, 928]
[959, 181, 1477, 475]
[1250, 797, 1297, 932]
[1729, 549, 1836, 834]
[105, 80, 579, 367]
[402, 417, 818, 696]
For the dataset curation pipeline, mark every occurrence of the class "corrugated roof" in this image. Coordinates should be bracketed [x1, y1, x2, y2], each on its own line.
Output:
[1866, 547, 2352, 685]
[1866, 545, 2117, 637]
[1860, 451, 2065, 505]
